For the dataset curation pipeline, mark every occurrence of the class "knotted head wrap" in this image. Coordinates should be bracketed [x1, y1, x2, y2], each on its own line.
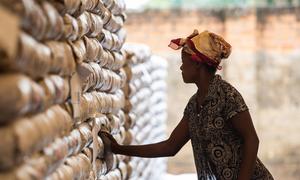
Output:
[168, 30, 232, 70]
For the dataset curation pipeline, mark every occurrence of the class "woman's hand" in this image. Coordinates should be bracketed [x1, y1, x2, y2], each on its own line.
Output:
[99, 131, 119, 153]
[99, 131, 120, 171]
[97, 115, 190, 158]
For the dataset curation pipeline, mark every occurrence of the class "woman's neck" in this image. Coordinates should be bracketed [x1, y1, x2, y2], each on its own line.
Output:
[195, 73, 215, 100]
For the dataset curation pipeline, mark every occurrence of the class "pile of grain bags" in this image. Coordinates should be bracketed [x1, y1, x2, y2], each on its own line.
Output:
[0, 1, 167, 179]
[122, 43, 168, 180]
[0, 0, 127, 179]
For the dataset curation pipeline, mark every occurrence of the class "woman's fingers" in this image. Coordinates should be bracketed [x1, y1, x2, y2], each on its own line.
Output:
[99, 132, 111, 145]
[99, 131, 110, 139]
[99, 131, 120, 154]
[99, 130, 110, 136]
[99, 131, 111, 137]
[100, 131, 117, 143]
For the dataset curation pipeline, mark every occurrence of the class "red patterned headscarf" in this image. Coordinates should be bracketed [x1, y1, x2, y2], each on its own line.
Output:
[168, 30, 232, 70]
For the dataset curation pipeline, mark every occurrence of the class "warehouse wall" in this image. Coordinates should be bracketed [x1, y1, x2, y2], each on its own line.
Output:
[124, 7, 300, 179]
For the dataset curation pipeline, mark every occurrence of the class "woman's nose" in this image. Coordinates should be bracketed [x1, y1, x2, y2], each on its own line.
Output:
[180, 64, 183, 71]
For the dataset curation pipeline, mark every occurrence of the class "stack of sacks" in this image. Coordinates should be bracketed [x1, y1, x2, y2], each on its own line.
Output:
[0, 0, 128, 179]
[0, 1, 167, 179]
[120, 43, 168, 180]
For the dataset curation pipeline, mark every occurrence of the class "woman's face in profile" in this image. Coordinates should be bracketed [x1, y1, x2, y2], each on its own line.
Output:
[180, 50, 199, 83]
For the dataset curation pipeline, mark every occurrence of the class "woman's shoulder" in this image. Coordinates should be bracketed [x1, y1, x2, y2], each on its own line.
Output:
[218, 76, 242, 97]
[217, 76, 249, 120]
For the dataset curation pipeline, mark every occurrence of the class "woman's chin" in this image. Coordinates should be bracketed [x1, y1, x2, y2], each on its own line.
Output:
[182, 74, 193, 83]
[182, 78, 191, 83]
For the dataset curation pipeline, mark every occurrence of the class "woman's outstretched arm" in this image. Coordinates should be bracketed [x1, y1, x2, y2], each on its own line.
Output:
[100, 116, 190, 158]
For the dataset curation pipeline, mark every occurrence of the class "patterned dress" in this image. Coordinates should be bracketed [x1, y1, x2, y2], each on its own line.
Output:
[184, 75, 273, 180]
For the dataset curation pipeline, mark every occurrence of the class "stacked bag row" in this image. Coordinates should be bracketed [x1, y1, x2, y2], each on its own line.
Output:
[0, 1, 168, 179]
[0, 0, 128, 179]
[121, 43, 168, 180]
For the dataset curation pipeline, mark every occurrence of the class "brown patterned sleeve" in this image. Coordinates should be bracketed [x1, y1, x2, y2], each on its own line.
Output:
[223, 86, 249, 121]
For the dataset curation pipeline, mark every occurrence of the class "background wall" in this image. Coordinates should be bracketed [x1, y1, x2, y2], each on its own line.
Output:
[124, 7, 300, 179]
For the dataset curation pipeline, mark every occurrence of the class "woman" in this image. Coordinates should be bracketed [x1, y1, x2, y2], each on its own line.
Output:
[100, 30, 274, 180]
